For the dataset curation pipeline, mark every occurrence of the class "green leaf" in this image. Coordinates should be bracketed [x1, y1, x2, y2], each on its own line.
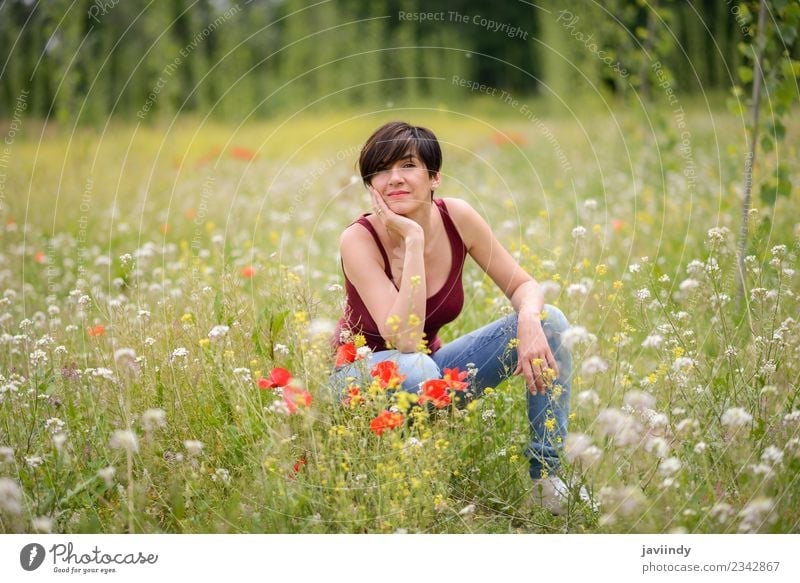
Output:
[738, 65, 754, 84]
[213, 291, 224, 323]
[760, 180, 778, 205]
[760, 133, 774, 153]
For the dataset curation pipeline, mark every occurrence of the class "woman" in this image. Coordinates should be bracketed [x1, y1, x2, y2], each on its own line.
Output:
[330, 121, 591, 514]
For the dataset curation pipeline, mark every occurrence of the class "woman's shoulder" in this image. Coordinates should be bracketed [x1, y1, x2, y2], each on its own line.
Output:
[438, 197, 482, 231]
[340, 215, 374, 244]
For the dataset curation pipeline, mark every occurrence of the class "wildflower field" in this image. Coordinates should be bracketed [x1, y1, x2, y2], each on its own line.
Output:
[0, 103, 798, 534]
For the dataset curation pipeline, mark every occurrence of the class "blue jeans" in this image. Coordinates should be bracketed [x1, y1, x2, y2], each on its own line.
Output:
[329, 304, 572, 480]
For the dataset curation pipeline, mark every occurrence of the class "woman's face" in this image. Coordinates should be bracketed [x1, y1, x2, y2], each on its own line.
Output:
[367, 155, 440, 215]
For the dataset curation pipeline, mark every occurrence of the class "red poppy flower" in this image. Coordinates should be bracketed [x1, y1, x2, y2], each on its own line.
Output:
[291, 456, 307, 477]
[370, 360, 406, 390]
[369, 410, 405, 436]
[230, 147, 257, 161]
[240, 265, 256, 278]
[87, 324, 105, 337]
[258, 367, 292, 390]
[442, 367, 469, 391]
[335, 342, 357, 367]
[283, 385, 312, 414]
[34, 251, 46, 264]
[419, 379, 451, 408]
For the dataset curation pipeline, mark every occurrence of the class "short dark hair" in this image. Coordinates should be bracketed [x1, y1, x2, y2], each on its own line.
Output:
[358, 121, 442, 186]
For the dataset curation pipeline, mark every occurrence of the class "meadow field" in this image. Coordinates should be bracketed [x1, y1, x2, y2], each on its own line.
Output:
[0, 102, 798, 534]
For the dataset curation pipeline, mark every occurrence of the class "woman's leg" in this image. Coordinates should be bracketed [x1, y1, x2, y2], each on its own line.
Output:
[329, 349, 441, 398]
[431, 304, 573, 480]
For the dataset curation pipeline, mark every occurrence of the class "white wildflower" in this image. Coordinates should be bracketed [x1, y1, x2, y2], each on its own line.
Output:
[761, 445, 783, 466]
[596, 408, 641, 447]
[562, 325, 592, 349]
[705, 257, 720, 275]
[686, 260, 704, 276]
[114, 348, 137, 364]
[109, 430, 138, 453]
[706, 226, 729, 245]
[678, 278, 700, 292]
[565, 433, 601, 466]
[783, 410, 800, 424]
[658, 457, 682, 477]
[233, 367, 252, 382]
[0, 478, 23, 515]
[580, 355, 608, 375]
[52, 433, 67, 452]
[672, 357, 696, 372]
[634, 287, 651, 302]
[97, 466, 116, 487]
[709, 502, 735, 524]
[184, 440, 204, 456]
[675, 418, 699, 436]
[274, 343, 290, 356]
[721, 407, 752, 429]
[645, 437, 670, 458]
[623, 390, 656, 411]
[211, 468, 231, 484]
[170, 347, 189, 362]
[44, 417, 65, 435]
[770, 244, 786, 259]
[208, 325, 229, 341]
[641, 334, 663, 349]
[693, 441, 707, 454]
[29, 349, 48, 367]
[142, 409, 167, 433]
[572, 226, 587, 239]
[92, 368, 115, 381]
[576, 389, 600, 408]
[25, 456, 44, 469]
[0, 447, 14, 462]
[458, 504, 476, 516]
[32, 516, 54, 533]
[404, 437, 423, 448]
[566, 283, 588, 297]
[738, 498, 775, 533]
[749, 463, 774, 478]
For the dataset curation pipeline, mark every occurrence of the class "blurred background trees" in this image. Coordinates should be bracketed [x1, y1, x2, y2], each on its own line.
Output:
[0, 0, 797, 122]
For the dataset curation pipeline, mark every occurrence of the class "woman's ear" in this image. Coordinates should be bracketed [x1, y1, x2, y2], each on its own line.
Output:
[430, 171, 441, 190]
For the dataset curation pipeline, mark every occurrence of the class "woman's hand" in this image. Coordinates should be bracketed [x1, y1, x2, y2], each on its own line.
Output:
[513, 309, 559, 395]
[370, 188, 422, 242]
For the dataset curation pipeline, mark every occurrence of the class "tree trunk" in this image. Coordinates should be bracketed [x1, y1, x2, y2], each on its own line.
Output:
[736, 0, 768, 306]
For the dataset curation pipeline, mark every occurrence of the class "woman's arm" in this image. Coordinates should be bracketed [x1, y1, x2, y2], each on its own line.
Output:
[444, 198, 559, 394]
[339, 191, 427, 353]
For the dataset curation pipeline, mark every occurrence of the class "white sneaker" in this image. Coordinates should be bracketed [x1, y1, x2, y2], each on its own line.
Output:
[531, 476, 597, 515]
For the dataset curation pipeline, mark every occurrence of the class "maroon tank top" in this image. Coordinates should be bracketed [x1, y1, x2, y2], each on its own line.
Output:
[334, 198, 468, 354]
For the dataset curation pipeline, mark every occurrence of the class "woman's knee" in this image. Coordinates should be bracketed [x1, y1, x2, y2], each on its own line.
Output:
[394, 352, 441, 393]
[542, 304, 569, 334]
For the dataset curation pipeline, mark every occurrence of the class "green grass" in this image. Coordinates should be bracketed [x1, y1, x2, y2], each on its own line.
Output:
[0, 103, 798, 533]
